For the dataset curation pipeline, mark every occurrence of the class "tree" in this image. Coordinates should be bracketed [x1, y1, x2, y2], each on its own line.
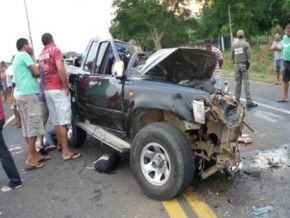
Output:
[196, 0, 290, 40]
[110, 0, 197, 50]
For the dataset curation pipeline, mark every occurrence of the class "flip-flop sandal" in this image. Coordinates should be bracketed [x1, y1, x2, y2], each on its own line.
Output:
[277, 99, 288, 102]
[39, 156, 51, 162]
[63, 153, 81, 161]
[1, 184, 22, 192]
[25, 162, 45, 171]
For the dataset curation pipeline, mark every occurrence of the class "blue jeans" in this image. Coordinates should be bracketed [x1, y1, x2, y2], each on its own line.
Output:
[0, 119, 22, 188]
[44, 129, 57, 148]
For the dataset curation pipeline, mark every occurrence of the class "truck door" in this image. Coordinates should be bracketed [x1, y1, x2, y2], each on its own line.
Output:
[86, 41, 125, 131]
[74, 41, 99, 117]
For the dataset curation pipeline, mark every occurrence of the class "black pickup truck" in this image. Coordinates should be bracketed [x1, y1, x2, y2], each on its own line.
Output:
[68, 36, 245, 200]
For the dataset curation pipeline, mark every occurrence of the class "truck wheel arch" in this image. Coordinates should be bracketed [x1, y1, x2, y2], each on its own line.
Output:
[128, 108, 188, 138]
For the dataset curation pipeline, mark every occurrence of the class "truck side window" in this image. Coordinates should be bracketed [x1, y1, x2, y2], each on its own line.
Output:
[98, 43, 123, 75]
[94, 42, 109, 75]
[84, 42, 99, 72]
[100, 45, 114, 75]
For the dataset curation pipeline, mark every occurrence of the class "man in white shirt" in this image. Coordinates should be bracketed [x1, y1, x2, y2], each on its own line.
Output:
[271, 33, 283, 85]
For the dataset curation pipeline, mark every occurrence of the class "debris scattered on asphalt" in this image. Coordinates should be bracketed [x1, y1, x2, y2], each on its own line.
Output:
[237, 134, 253, 144]
[243, 168, 261, 178]
[242, 144, 290, 169]
[252, 205, 274, 216]
[267, 157, 281, 168]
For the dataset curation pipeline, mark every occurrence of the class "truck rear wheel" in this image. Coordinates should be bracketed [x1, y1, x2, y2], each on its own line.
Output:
[68, 122, 87, 148]
[130, 122, 194, 200]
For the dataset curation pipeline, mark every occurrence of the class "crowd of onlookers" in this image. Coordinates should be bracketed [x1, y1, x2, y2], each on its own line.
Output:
[0, 33, 81, 192]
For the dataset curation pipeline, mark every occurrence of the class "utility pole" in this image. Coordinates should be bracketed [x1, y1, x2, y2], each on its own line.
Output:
[24, 0, 34, 49]
[228, 4, 233, 46]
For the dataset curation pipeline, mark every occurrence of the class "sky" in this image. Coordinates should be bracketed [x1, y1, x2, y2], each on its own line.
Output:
[0, 0, 114, 62]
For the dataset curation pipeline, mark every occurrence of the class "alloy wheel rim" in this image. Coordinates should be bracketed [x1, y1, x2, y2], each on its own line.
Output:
[140, 142, 171, 186]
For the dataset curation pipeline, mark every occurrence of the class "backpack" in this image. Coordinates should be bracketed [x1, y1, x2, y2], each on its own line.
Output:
[94, 150, 120, 173]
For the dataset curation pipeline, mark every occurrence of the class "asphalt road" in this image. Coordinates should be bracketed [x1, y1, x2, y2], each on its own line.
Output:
[0, 78, 289, 218]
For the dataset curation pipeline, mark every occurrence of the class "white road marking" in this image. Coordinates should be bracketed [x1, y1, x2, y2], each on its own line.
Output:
[240, 98, 290, 115]
[4, 115, 15, 128]
[254, 111, 279, 123]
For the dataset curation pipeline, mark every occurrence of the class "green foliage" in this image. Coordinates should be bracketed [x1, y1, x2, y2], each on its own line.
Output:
[270, 24, 284, 36]
[251, 35, 269, 47]
[196, 0, 290, 40]
[110, 0, 197, 50]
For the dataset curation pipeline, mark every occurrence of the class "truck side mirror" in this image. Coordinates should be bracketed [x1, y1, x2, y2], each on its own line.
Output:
[74, 56, 82, 67]
[112, 60, 124, 78]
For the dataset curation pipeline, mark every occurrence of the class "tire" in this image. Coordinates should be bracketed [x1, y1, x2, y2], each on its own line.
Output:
[69, 103, 87, 148]
[130, 122, 194, 200]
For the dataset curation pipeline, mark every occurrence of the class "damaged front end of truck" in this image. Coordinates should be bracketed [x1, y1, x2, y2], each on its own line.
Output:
[139, 47, 246, 179]
[190, 92, 245, 179]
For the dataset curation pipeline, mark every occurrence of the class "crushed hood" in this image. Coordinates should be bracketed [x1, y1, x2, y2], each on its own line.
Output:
[140, 48, 216, 81]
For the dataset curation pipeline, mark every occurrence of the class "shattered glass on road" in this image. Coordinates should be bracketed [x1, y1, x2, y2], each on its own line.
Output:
[242, 144, 290, 169]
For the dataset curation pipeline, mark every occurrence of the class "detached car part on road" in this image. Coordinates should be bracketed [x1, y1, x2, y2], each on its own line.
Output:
[68, 36, 245, 200]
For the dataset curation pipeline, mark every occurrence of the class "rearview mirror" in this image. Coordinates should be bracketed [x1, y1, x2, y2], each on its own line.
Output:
[112, 60, 124, 78]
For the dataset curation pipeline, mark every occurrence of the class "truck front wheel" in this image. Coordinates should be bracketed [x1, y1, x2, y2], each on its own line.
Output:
[130, 122, 194, 200]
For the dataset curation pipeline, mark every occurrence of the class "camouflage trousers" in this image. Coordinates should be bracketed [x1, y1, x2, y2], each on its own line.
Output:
[234, 63, 253, 103]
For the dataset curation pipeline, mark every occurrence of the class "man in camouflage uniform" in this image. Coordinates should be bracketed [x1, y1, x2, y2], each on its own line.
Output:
[232, 30, 258, 108]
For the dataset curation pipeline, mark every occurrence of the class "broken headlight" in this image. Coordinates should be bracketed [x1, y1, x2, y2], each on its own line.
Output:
[192, 100, 205, 124]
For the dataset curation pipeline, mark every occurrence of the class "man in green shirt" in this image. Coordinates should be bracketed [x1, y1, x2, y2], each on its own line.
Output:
[12, 38, 45, 169]
[278, 24, 290, 102]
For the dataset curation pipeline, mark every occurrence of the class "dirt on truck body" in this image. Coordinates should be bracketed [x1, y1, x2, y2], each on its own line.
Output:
[68, 36, 245, 200]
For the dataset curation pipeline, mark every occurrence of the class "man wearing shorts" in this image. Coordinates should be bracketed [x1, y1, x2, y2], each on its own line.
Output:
[271, 33, 283, 85]
[38, 33, 80, 161]
[278, 24, 290, 102]
[12, 38, 45, 169]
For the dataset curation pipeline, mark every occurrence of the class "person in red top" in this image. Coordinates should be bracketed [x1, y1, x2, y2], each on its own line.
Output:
[0, 99, 22, 192]
[38, 33, 80, 161]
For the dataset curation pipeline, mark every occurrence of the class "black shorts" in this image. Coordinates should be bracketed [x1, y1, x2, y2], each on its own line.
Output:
[283, 61, 290, 82]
